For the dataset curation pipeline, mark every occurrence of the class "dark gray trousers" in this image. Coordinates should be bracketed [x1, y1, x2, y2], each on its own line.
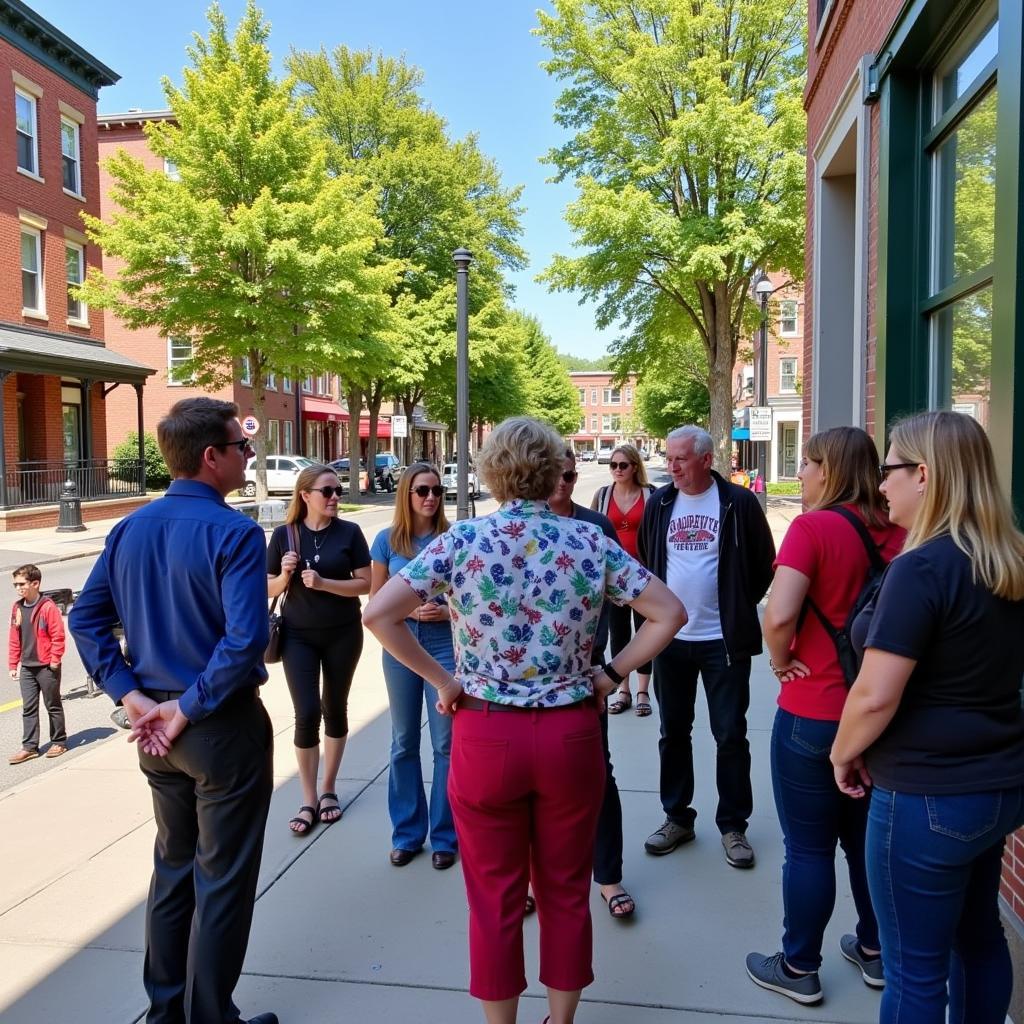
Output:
[19, 664, 65, 750]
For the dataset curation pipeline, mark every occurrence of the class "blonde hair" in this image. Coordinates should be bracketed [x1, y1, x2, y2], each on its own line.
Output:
[390, 462, 449, 558]
[803, 426, 888, 527]
[890, 411, 1024, 599]
[285, 464, 336, 525]
[610, 444, 650, 488]
[477, 417, 564, 502]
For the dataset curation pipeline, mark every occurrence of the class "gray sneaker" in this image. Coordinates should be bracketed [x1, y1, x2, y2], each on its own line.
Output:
[840, 934, 885, 988]
[722, 831, 755, 868]
[643, 818, 695, 855]
[745, 951, 822, 1005]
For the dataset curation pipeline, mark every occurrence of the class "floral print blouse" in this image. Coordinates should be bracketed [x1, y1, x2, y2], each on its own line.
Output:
[399, 499, 652, 707]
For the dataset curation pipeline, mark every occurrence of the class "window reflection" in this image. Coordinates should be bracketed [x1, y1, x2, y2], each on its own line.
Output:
[932, 286, 992, 430]
[939, 20, 997, 114]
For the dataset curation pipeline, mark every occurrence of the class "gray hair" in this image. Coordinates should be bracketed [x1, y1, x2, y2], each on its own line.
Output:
[667, 425, 714, 456]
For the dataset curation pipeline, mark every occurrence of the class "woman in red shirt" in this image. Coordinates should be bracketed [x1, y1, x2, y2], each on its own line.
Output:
[591, 443, 655, 715]
[745, 427, 904, 1007]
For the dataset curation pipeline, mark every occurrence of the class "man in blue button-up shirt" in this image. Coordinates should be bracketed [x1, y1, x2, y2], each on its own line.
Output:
[70, 397, 277, 1024]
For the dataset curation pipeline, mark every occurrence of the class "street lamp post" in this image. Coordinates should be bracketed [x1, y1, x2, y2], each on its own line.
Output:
[754, 273, 774, 514]
[453, 248, 473, 521]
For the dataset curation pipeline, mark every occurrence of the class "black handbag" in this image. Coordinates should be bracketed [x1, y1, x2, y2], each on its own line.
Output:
[265, 524, 297, 664]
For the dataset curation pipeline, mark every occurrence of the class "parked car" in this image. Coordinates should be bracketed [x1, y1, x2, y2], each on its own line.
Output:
[330, 452, 403, 492]
[242, 455, 317, 496]
[579, 449, 596, 462]
[441, 462, 480, 498]
[329, 458, 370, 493]
[640, 448, 651, 461]
[597, 446, 615, 464]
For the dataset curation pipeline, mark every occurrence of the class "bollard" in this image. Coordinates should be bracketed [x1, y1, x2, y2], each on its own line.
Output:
[56, 477, 86, 533]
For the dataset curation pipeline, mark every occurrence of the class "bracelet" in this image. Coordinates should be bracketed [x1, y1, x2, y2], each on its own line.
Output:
[602, 663, 625, 686]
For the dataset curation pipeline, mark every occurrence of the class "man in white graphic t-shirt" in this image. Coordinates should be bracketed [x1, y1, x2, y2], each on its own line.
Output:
[637, 425, 775, 868]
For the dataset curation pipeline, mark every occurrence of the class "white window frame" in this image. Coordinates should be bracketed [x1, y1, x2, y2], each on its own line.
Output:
[578, 387, 586, 406]
[163, 158, 180, 181]
[590, 413, 598, 431]
[268, 419, 280, 455]
[15, 89, 38, 178]
[167, 337, 193, 386]
[20, 226, 43, 316]
[266, 372, 277, 391]
[60, 117, 81, 198]
[239, 356, 251, 386]
[283, 419, 293, 454]
[303, 375, 314, 393]
[625, 386, 633, 404]
[603, 387, 621, 405]
[579, 415, 587, 432]
[283, 376, 293, 394]
[779, 357, 798, 393]
[780, 299, 799, 337]
[590, 388, 597, 404]
[65, 241, 87, 324]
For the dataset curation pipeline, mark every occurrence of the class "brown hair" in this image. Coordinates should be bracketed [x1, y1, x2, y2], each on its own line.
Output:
[890, 411, 1024, 599]
[12, 564, 41, 583]
[477, 417, 564, 502]
[156, 397, 238, 477]
[803, 426, 889, 527]
[284, 463, 337, 525]
[610, 443, 650, 488]
[390, 462, 449, 557]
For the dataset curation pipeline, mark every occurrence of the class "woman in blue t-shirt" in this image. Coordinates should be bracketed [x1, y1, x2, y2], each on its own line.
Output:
[370, 462, 457, 870]
[832, 411, 1024, 1024]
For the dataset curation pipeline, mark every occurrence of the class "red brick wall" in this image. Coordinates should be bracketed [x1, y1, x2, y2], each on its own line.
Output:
[568, 372, 641, 447]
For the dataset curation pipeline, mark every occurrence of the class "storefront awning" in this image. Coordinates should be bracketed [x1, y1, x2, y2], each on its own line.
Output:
[358, 419, 390, 439]
[0, 322, 154, 383]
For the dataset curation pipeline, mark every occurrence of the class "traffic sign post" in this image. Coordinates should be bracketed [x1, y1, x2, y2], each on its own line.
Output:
[392, 415, 407, 438]
[241, 415, 260, 436]
[748, 407, 772, 442]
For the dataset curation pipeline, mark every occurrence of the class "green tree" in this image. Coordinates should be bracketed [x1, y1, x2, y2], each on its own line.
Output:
[557, 351, 614, 371]
[79, 3, 395, 500]
[111, 431, 171, 490]
[517, 313, 581, 435]
[536, 0, 806, 468]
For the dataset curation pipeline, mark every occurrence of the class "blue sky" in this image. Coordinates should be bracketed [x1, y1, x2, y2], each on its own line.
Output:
[34, 0, 615, 361]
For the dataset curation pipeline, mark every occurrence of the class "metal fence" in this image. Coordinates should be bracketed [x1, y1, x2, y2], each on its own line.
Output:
[2, 458, 145, 509]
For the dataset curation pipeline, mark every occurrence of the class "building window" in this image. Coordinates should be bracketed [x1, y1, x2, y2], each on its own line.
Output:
[591, 388, 597, 404]
[66, 243, 86, 322]
[164, 158, 180, 181]
[239, 356, 251, 386]
[266, 372, 276, 391]
[603, 387, 621, 404]
[268, 419, 280, 455]
[303, 375, 313, 393]
[20, 228, 42, 313]
[283, 420, 293, 454]
[590, 413, 598, 432]
[15, 90, 37, 175]
[780, 299, 799, 336]
[167, 337, 193, 385]
[779, 357, 798, 393]
[579, 415, 587, 433]
[61, 118, 81, 195]
[578, 387, 586, 406]
[283, 377, 293, 393]
[625, 386, 632, 404]
[742, 366, 754, 396]
[601, 413, 622, 432]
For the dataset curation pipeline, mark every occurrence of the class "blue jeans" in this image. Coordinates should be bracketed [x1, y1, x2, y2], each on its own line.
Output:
[771, 709, 877, 971]
[382, 620, 456, 853]
[867, 784, 1024, 1023]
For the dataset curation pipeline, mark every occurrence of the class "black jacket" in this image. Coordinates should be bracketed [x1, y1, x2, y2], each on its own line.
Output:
[637, 470, 776, 661]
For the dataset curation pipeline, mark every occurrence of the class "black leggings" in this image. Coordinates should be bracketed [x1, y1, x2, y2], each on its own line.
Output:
[607, 602, 652, 677]
[282, 622, 363, 748]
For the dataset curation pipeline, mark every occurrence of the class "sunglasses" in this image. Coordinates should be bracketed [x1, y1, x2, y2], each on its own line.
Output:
[412, 485, 444, 498]
[561, 470, 578, 482]
[609, 461, 632, 471]
[214, 439, 252, 454]
[879, 462, 917, 481]
[312, 485, 345, 498]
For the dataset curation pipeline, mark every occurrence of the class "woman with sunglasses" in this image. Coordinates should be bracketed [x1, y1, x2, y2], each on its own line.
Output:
[832, 412, 1024, 1023]
[591, 443, 656, 716]
[369, 463, 457, 869]
[267, 463, 371, 835]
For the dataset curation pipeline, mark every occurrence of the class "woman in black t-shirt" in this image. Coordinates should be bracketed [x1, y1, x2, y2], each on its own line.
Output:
[832, 411, 1024, 1024]
[267, 464, 371, 836]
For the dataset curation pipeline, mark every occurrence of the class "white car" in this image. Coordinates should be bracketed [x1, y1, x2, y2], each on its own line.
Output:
[441, 463, 480, 498]
[242, 455, 317, 496]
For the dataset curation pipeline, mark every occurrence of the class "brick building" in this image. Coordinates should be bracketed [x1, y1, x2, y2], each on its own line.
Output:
[805, 0, 1024, 1007]
[0, 1, 153, 529]
[732, 274, 805, 481]
[566, 371, 649, 457]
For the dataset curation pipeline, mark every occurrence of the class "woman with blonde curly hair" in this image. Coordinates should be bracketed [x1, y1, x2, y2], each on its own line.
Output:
[267, 462, 371, 836]
[370, 462, 457, 869]
[832, 411, 1024, 1023]
[365, 417, 686, 1024]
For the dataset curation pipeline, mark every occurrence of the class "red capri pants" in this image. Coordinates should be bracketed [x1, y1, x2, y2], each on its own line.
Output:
[448, 700, 606, 1001]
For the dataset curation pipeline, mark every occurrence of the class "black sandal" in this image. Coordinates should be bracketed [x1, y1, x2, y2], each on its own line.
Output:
[601, 890, 636, 919]
[635, 692, 652, 717]
[317, 792, 342, 824]
[607, 689, 632, 714]
[289, 805, 316, 836]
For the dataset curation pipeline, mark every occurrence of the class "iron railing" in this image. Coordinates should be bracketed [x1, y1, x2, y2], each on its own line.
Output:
[2, 458, 144, 509]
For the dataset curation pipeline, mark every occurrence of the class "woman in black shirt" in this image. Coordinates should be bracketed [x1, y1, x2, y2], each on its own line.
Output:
[832, 411, 1024, 1024]
[268, 464, 371, 835]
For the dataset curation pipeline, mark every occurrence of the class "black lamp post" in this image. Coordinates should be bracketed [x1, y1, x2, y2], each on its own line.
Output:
[754, 272, 775, 513]
[453, 248, 473, 520]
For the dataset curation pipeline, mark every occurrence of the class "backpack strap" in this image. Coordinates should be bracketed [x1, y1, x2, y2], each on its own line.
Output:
[270, 524, 299, 614]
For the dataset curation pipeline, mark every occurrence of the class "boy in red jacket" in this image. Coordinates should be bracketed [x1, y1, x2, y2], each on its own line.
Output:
[9, 563, 66, 763]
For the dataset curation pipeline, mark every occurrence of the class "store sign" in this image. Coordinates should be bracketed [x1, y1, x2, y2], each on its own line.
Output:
[748, 407, 773, 441]
[392, 415, 408, 438]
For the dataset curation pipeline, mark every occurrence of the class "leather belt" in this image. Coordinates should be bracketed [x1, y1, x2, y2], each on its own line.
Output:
[458, 694, 592, 713]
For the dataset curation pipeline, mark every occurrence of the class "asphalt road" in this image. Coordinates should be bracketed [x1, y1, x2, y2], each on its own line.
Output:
[0, 456, 667, 793]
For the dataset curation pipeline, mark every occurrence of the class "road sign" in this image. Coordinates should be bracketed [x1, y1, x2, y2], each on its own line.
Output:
[748, 407, 772, 442]
[391, 415, 408, 439]
[241, 415, 260, 436]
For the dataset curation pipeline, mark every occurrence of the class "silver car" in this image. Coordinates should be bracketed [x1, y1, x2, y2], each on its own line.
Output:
[441, 462, 480, 498]
[242, 455, 317, 496]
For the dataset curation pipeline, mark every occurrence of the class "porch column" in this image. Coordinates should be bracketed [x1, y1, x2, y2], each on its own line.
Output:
[0, 370, 9, 509]
[134, 383, 146, 495]
[79, 378, 93, 498]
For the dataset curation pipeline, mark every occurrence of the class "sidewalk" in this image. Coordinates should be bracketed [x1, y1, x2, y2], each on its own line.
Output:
[0, 496, 886, 1024]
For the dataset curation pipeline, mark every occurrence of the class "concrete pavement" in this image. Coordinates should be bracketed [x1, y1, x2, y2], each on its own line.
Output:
[0, 493, 886, 1024]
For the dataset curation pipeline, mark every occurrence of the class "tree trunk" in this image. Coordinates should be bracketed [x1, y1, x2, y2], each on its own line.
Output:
[343, 383, 363, 503]
[707, 311, 736, 475]
[249, 350, 268, 503]
[366, 382, 383, 493]
[402, 395, 416, 465]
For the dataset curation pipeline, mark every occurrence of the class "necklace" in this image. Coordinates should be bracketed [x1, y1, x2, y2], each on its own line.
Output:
[303, 522, 329, 565]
